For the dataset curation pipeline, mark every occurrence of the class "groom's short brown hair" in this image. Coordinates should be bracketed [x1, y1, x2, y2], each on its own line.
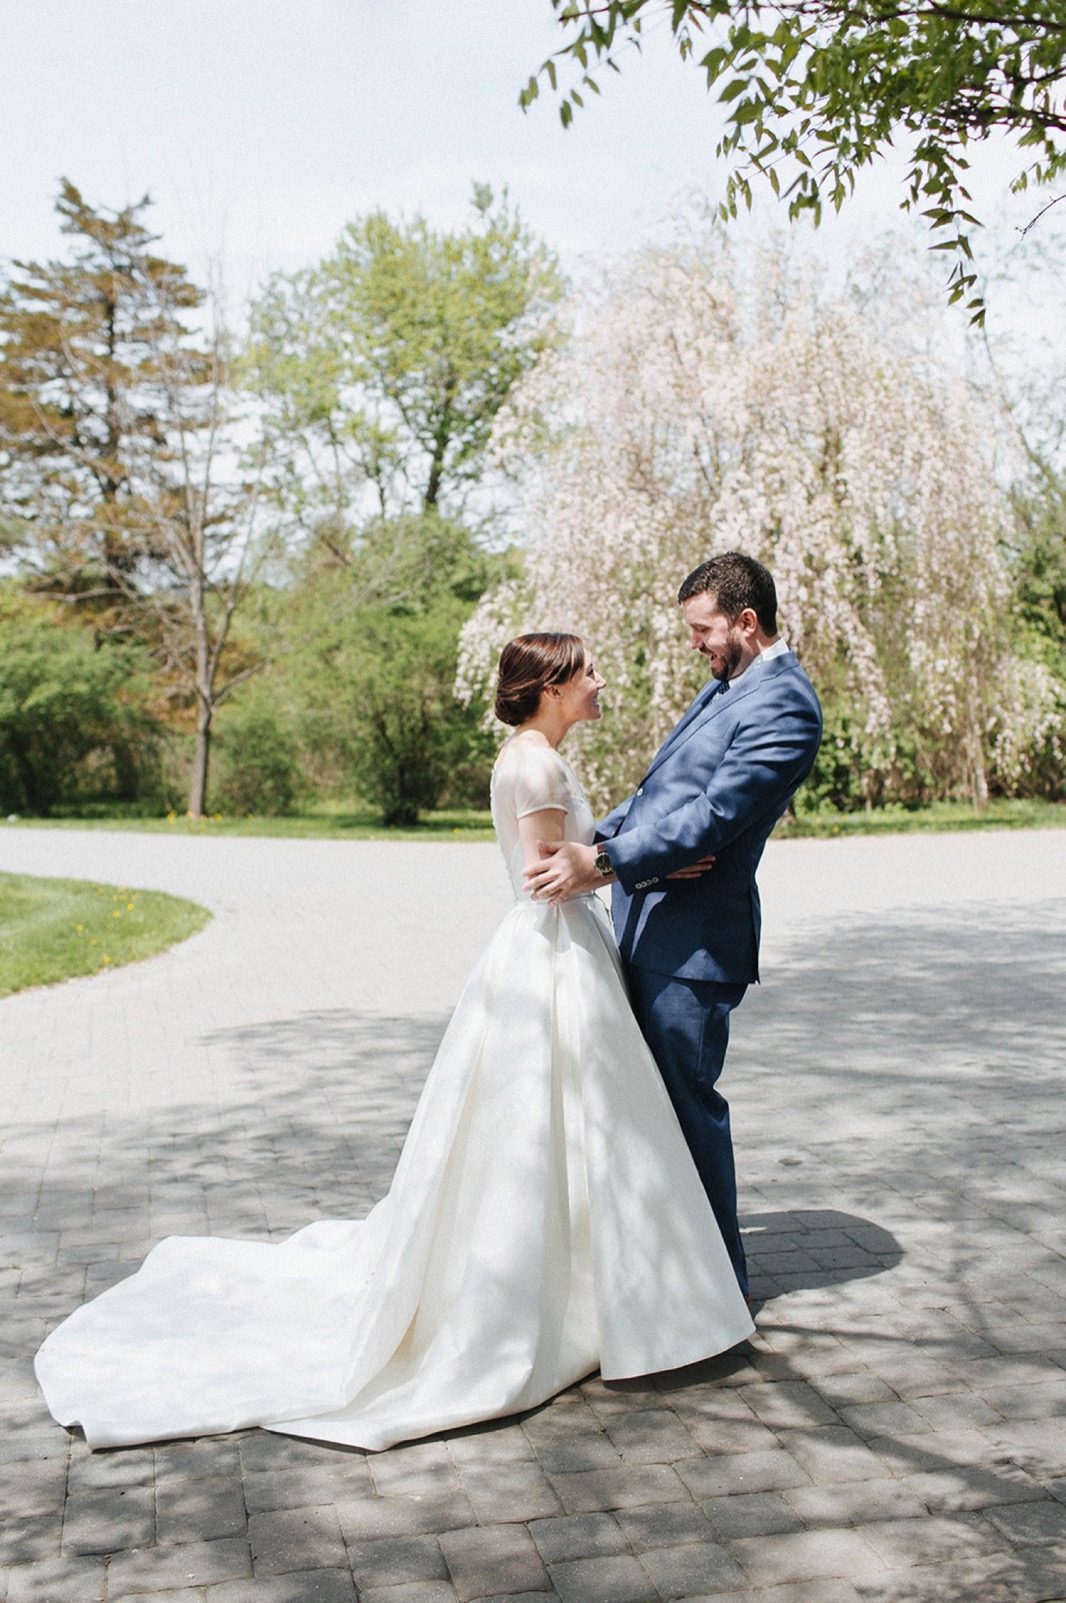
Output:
[678, 553, 778, 636]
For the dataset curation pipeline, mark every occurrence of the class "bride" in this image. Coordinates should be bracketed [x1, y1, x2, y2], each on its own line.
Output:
[35, 633, 753, 1452]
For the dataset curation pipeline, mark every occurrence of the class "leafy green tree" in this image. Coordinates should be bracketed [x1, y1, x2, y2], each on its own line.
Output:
[523, 1, 1066, 321]
[282, 515, 504, 825]
[0, 591, 166, 816]
[244, 185, 564, 543]
[0, 182, 269, 816]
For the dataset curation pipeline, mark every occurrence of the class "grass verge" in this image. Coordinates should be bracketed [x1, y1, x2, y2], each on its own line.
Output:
[1, 797, 1063, 844]
[0, 872, 210, 997]
[1, 804, 497, 842]
[779, 798, 1066, 838]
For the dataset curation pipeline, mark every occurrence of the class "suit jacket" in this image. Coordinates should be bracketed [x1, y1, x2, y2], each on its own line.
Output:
[599, 651, 822, 986]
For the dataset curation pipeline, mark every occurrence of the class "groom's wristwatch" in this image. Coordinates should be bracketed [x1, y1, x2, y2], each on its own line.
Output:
[593, 848, 613, 878]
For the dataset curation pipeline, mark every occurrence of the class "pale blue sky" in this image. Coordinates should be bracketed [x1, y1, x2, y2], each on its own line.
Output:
[0, 0, 1059, 341]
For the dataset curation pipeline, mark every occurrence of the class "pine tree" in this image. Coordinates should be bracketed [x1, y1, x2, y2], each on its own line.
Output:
[0, 178, 212, 595]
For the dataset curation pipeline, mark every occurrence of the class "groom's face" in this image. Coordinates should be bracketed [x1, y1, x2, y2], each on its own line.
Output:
[682, 593, 745, 683]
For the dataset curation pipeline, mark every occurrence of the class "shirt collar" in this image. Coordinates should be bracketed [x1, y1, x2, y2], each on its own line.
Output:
[728, 637, 789, 685]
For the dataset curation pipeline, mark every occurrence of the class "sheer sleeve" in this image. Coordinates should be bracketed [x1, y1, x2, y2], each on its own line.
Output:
[512, 746, 572, 818]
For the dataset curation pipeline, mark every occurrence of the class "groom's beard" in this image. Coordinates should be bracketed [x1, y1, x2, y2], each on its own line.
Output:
[706, 628, 745, 682]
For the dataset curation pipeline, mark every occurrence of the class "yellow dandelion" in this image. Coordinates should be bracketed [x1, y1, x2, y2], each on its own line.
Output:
[126, 902, 135, 911]
[113, 910, 121, 919]
[102, 955, 111, 964]
[75, 924, 84, 933]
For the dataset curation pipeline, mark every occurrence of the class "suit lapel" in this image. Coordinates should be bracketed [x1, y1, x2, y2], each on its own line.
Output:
[643, 652, 798, 781]
[644, 679, 725, 778]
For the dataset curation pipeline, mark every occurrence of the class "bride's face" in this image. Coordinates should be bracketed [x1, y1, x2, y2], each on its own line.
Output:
[553, 655, 606, 725]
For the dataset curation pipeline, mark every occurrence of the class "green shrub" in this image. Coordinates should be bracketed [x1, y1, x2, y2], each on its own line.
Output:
[211, 692, 305, 815]
[0, 612, 166, 815]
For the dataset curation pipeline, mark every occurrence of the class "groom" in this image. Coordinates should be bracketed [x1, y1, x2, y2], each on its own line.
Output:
[526, 553, 822, 1297]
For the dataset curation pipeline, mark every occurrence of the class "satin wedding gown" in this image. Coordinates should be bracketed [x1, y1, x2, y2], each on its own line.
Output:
[35, 736, 753, 1452]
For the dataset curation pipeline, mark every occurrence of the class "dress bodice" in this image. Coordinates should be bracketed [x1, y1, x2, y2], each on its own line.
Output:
[490, 736, 595, 900]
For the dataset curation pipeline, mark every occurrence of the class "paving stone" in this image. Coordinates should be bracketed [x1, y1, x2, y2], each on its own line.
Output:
[526, 1434, 625, 1474]
[849, 1539, 1064, 1603]
[779, 1426, 893, 1484]
[728, 1527, 887, 1588]
[978, 1380, 1066, 1421]
[438, 1523, 550, 1602]
[614, 1501, 717, 1550]
[371, 1444, 463, 1500]
[107, 1536, 253, 1596]
[985, 1417, 1066, 1477]
[857, 1512, 1000, 1568]
[237, 1432, 346, 1474]
[984, 1499, 1066, 1546]
[458, 1462, 563, 1522]
[782, 1476, 927, 1526]
[603, 1409, 703, 1464]
[738, 1380, 840, 1430]
[200, 1575, 358, 1602]
[746, 1579, 865, 1603]
[811, 1371, 897, 1408]
[347, 1535, 449, 1586]
[4, 1554, 108, 1602]
[548, 1462, 688, 1514]
[638, 1541, 748, 1598]
[668, 1409, 779, 1456]
[336, 1491, 477, 1541]
[950, 1355, 1066, 1389]
[702, 1491, 804, 1538]
[528, 1512, 629, 1564]
[155, 1473, 247, 1542]
[901, 1462, 1048, 1513]
[447, 1424, 535, 1466]
[355, 1584, 457, 1603]
[154, 1438, 243, 1483]
[865, 1428, 1004, 1476]
[550, 1553, 657, 1603]
[108, 1593, 202, 1603]
[248, 1504, 348, 1574]
[678, 1449, 811, 1501]
[66, 1447, 157, 1490]
[836, 1400, 932, 1438]
[906, 1391, 1005, 1431]
[60, 1484, 155, 1554]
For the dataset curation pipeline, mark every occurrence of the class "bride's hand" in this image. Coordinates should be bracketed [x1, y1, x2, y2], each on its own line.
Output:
[666, 854, 716, 881]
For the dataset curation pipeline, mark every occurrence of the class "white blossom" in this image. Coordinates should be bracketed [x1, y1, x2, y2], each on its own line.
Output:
[458, 235, 1063, 813]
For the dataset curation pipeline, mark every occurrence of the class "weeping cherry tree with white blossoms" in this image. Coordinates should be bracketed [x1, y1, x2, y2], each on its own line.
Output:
[458, 237, 1062, 814]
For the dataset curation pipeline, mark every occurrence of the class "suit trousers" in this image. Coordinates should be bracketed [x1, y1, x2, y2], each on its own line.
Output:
[625, 965, 749, 1294]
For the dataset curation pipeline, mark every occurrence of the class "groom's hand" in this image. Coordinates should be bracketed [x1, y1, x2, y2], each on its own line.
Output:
[525, 840, 602, 904]
[666, 853, 717, 881]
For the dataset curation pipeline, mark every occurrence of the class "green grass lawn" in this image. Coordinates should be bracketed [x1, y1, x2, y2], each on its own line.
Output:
[2, 796, 1063, 843]
[0, 803, 497, 842]
[779, 797, 1066, 838]
[0, 872, 210, 997]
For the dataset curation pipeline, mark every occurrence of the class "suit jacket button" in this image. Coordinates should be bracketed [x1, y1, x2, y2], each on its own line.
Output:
[636, 787, 644, 795]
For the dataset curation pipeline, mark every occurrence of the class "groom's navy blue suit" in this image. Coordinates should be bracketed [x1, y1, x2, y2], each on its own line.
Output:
[597, 650, 822, 1293]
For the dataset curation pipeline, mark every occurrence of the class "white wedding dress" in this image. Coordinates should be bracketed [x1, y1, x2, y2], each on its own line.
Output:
[35, 737, 753, 1452]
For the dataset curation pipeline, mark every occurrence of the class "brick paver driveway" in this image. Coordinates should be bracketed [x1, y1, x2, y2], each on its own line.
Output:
[2, 824, 1065, 1602]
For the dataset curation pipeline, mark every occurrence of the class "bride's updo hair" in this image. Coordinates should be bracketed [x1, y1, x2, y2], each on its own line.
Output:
[495, 633, 585, 727]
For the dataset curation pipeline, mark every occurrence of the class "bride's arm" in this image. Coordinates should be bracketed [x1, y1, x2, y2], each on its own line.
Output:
[517, 807, 567, 875]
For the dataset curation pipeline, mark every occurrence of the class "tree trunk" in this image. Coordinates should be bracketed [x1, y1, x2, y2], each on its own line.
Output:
[188, 697, 212, 816]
